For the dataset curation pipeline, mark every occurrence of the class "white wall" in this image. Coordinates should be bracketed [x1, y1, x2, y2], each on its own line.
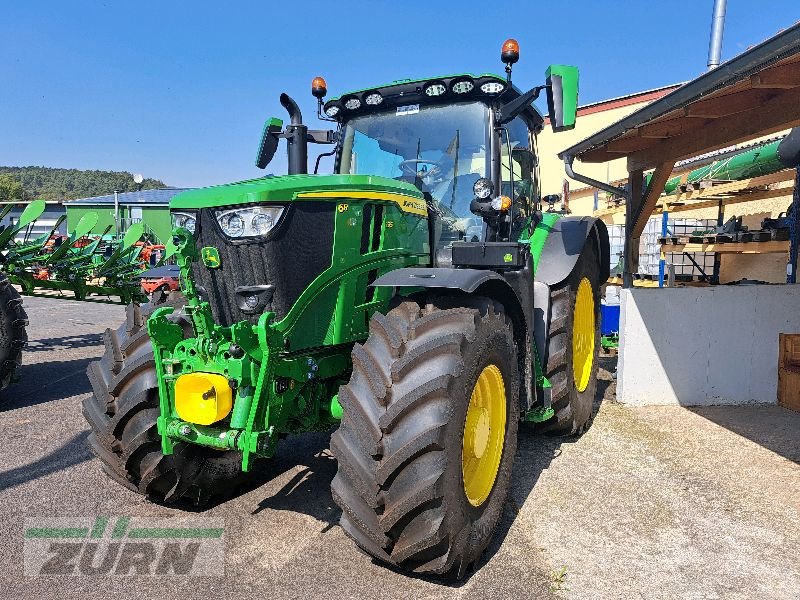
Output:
[617, 285, 800, 406]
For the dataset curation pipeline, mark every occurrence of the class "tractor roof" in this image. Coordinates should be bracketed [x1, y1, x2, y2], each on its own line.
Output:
[329, 73, 509, 102]
[324, 73, 544, 128]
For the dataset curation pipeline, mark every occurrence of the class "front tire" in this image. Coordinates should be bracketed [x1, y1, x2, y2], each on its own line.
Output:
[83, 299, 245, 506]
[0, 275, 28, 392]
[331, 297, 519, 579]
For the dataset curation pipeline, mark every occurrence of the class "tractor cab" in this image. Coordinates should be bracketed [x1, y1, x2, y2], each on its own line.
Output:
[326, 76, 540, 262]
[255, 48, 579, 256]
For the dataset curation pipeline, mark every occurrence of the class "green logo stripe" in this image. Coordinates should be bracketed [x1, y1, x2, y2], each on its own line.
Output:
[90, 516, 108, 539]
[111, 516, 130, 539]
[24, 527, 89, 539]
[127, 527, 224, 539]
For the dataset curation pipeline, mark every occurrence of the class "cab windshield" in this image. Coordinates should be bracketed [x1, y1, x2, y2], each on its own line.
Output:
[338, 102, 490, 221]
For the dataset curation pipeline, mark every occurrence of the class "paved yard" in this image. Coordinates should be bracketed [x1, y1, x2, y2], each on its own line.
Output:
[1, 296, 799, 599]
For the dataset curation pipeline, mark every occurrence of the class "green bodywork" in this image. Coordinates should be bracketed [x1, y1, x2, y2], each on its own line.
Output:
[149, 174, 562, 469]
[149, 175, 433, 470]
[601, 334, 620, 351]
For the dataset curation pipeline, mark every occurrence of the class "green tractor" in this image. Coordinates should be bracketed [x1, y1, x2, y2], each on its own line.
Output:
[84, 39, 609, 578]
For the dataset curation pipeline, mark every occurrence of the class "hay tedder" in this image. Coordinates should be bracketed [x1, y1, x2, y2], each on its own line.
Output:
[0, 199, 151, 390]
[84, 39, 609, 579]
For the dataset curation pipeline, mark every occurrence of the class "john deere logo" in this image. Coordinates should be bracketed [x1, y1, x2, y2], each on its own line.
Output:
[503, 253, 513, 263]
[202, 247, 221, 268]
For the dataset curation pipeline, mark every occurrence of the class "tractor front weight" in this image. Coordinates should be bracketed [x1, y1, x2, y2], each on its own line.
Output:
[147, 229, 346, 472]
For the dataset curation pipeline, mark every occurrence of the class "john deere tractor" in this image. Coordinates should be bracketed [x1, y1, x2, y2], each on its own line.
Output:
[84, 39, 609, 578]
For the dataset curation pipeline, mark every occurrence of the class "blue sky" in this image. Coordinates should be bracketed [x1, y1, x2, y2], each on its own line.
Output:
[1, 1, 797, 188]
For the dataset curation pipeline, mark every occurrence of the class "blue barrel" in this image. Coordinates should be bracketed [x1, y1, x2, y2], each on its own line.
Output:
[600, 302, 620, 336]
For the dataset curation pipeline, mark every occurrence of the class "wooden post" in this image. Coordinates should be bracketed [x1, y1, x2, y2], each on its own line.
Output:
[623, 170, 644, 287]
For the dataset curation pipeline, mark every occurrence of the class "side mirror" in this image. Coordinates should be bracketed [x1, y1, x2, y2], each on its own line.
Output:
[545, 65, 579, 132]
[255, 117, 284, 169]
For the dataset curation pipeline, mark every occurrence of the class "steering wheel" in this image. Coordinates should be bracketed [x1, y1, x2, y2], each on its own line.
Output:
[398, 159, 443, 179]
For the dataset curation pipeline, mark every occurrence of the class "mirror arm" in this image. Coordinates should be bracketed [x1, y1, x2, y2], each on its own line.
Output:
[497, 85, 547, 125]
[306, 129, 337, 144]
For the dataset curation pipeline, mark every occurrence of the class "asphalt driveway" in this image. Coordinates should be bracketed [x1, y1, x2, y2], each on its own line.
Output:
[1, 295, 798, 599]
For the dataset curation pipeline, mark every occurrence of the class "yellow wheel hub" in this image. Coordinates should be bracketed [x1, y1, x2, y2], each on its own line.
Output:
[462, 364, 507, 507]
[572, 277, 596, 393]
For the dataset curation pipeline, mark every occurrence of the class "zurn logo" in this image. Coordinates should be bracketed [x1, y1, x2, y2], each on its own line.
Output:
[24, 516, 224, 576]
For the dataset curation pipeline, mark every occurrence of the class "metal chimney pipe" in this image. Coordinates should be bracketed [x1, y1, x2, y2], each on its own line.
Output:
[707, 0, 727, 70]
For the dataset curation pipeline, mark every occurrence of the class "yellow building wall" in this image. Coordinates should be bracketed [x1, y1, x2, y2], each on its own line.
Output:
[537, 99, 658, 198]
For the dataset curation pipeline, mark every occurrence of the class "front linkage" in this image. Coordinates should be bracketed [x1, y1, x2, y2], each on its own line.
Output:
[147, 228, 345, 472]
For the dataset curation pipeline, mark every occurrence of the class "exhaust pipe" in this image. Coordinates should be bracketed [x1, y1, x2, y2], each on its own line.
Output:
[707, 0, 727, 71]
[280, 93, 308, 175]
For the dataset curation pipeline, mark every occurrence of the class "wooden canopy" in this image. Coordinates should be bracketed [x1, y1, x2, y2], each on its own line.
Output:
[560, 22, 800, 173]
[559, 22, 800, 285]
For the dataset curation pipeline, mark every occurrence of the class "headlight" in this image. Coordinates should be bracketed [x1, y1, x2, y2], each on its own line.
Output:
[364, 92, 383, 106]
[344, 97, 361, 110]
[172, 211, 197, 234]
[325, 104, 340, 117]
[424, 82, 447, 97]
[480, 81, 505, 94]
[473, 178, 494, 199]
[491, 196, 512, 212]
[215, 206, 285, 239]
[452, 79, 474, 94]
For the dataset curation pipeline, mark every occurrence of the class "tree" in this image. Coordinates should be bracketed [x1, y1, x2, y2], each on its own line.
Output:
[0, 174, 23, 202]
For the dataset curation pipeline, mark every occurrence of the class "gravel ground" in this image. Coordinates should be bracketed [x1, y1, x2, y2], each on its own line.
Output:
[0, 295, 798, 599]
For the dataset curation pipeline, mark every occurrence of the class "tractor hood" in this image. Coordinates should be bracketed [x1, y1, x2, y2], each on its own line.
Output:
[170, 174, 424, 210]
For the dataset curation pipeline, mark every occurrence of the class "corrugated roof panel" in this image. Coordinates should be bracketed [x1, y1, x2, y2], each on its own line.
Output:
[64, 188, 193, 205]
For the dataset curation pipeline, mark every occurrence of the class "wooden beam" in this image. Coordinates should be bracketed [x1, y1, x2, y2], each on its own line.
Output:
[605, 134, 655, 154]
[637, 117, 711, 139]
[685, 88, 777, 118]
[750, 60, 800, 89]
[627, 87, 800, 171]
[631, 161, 674, 239]
[578, 147, 621, 163]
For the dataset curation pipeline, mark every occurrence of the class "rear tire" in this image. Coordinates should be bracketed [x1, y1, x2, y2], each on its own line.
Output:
[0, 275, 28, 392]
[83, 297, 245, 506]
[331, 296, 519, 579]
[541, 242, 601, 435]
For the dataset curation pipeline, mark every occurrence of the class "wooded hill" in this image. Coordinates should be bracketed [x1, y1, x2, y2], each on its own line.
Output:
[0, 166, 167, 201]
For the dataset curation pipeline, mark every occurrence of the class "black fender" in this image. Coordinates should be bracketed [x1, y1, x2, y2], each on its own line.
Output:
[370, 267, 507, 293]
[534, 216, 610, 287]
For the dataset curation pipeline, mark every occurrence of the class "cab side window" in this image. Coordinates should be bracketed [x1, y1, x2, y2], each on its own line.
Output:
[500, 117, 536, 223]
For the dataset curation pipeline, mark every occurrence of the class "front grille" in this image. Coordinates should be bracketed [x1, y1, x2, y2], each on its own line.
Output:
[191, 203, 336, 326]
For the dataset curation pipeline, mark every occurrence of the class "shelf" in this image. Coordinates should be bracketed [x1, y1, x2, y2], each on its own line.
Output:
[606, 276, 710, 287]
[661, 240, 789, 254]
[595, 169, 796, 217]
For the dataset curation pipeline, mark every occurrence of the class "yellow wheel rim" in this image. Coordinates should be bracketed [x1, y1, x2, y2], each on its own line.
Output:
[572, 277, 596, 393]
[462, 364, 507, 507]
